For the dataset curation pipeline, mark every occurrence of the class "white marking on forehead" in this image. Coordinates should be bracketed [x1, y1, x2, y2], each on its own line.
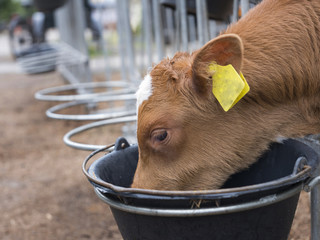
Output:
[136, 74, 153, 113]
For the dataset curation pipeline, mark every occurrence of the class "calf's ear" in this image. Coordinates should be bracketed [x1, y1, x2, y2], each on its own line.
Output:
[192, 34, 244, 95]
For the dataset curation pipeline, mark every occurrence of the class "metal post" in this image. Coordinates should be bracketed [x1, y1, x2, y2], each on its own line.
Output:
[232, 0, 239, 23]
[299, 136, 320, 240]
[116, 0, 128, 81]
[311, 175, 320, 240]
[202, 1, 209, 43]
[174, 3, 181, 52]
[55, 0, 91, 91]
[188, 15, 196, 44]
[164, 7, 176, 55]
[55, 0, 88, 56]
[152, 0, 165, 61]
[240, 0, 250, 16]
[179, 0, 188, 52]
[117, 0, 139, 137]
[142, 0, 153, 69]
[121, 0, 140, 85]
[208, 20, 216, 39]
[96, 6, 112, 82]
[196, 0, 209, 46]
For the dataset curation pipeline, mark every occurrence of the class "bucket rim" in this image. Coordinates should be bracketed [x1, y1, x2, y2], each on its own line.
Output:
[83, 142, 313, 198]
[93, 183, 303, 216]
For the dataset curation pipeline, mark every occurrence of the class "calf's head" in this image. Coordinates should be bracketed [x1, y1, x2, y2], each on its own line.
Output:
[131, 34, 250, 191]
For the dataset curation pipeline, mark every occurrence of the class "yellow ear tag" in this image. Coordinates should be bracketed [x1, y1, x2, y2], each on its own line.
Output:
[209, 63, 250, 112]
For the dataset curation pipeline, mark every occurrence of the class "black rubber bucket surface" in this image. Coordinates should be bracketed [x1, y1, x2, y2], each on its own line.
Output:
[110, 194, 299, 240]
[85, 139, 319, 240]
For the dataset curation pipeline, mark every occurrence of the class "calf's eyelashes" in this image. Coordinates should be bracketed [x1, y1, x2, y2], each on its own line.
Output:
[151, 129, 168, 143]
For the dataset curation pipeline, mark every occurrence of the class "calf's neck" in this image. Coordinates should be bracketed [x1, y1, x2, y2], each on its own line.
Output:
[132, 0, 320, 190]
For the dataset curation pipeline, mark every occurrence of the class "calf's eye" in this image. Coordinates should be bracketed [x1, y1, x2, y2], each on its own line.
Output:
[151, 129, 168, 142]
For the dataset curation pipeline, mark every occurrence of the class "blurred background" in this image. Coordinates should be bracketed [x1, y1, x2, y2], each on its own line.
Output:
[0, 1, 310, 239]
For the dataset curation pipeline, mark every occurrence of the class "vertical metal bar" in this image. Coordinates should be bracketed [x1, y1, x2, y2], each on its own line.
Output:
[196, 0, 209, 46]
[202, 0, 209, 43]
[97, 6, 112, 82]
[165, 7, 176, 56]
[116, 0, 128, 81]
[179, 0, 188, 51]
[122, 0, 140, 84]
[232, 0, 239, 23]
[117, 1, 139, 135]
[299, 137, 320, 240]
[174, 3, 181, 52]
[188, 15, 196, 43]
[142, 0, 153, 69]
[240, 0, 250, 16]
[209, 20, 217, 39]
[139, 9, 145, 72]
[196, 0, 203, 46]
[311, 175, 320, 240]
[152, 0, 165, 61]
[55, 0, 91, 89]
[55, 0, 88, 56]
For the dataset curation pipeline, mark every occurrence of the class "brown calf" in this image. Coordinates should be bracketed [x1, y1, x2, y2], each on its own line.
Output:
[132, 0, 320, 190]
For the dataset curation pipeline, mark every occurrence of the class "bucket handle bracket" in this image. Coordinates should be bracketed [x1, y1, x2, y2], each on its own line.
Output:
[304, 176, 320, 192]
[114, 137, 130, 151]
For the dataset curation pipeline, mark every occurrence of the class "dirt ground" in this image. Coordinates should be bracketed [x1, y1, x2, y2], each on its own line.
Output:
[0, 55, 312, 240]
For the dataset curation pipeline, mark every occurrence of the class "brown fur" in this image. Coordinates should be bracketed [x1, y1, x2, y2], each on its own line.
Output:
[132, 0, 320, 190]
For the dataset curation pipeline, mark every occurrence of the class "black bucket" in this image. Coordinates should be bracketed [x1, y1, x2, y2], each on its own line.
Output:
[83, 138, 319, 240]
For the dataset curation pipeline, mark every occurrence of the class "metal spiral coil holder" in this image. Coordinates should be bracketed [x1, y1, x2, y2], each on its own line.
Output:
[17, 42, 88, 74]
[45, 94, 136, 121]
[63, 115, 137, 151]
[34, 81, 136, 102]
[35, 81, 138, 151]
